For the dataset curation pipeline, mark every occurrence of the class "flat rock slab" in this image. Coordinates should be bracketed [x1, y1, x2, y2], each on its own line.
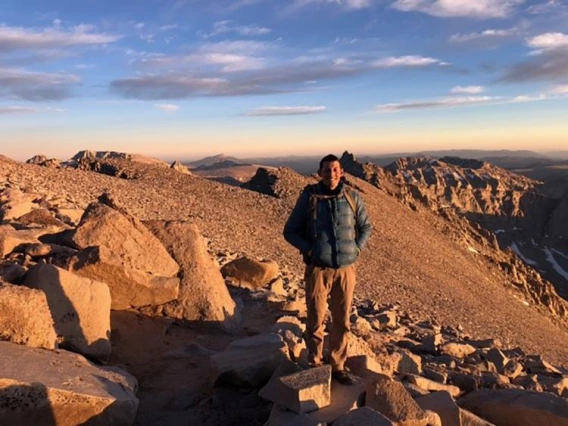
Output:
[333, 407, 395, 426]
[0, 341, 138, 426]
[459, 389, 568, 426]
[276, 365, 332, 414]
[308, 374, 365, 423]
[0, 283, 57, 349]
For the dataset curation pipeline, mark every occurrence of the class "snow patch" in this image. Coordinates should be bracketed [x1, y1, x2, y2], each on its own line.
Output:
[494, 229, 505, 234]
[510, 242, 538, 266]
[544, 247, 568, 281]
[552, 248, 568, 260]
[467, 246, 479, 254]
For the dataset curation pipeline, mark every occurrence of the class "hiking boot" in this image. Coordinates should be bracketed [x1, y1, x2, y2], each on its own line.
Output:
[332, 370, 357, 386]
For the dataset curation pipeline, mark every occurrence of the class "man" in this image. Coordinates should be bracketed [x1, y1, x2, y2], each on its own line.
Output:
[283, 154, 372, 385]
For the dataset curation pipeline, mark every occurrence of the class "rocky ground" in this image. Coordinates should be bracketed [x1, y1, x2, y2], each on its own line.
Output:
[0, 152, 567, 425]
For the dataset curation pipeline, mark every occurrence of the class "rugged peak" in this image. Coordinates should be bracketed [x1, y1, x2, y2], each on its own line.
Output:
[71, 150, 132, 162]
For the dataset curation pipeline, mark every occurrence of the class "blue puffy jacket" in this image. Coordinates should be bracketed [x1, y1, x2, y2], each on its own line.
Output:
[283, 182, 372, 268]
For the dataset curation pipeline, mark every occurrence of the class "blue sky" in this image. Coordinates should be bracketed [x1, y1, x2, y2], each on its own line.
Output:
[1, 0, 567, 161]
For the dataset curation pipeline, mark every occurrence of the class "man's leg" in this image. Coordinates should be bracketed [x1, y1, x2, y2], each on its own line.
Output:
[328, 264, 356, 371]
[305, 265, 332, 366]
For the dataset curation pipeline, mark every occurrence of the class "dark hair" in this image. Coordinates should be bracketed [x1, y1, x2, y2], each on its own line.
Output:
[319, 154, 341, 171]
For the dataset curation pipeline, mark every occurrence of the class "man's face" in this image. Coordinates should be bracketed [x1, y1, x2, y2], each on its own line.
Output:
[319, 160, 344, 190]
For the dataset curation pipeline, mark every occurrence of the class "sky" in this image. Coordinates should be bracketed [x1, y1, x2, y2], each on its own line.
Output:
[0, 0, 567, 161]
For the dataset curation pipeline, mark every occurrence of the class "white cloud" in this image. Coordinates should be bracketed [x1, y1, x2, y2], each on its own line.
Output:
[0, 24, 120, 52]
[246, 106, 327, 116]
[451, 85, 485, 94]
[372, 55, 441, 67]
[392, 0, 524, 18]
[286, 0, 372, 13]
[199, 20, 271, 38]
[375, 96, 497, 112]
[551, 84, 568, 94]
[155, 103, 180, 112]
[526, 32, 568, 49]
[449, 28, 518, 43]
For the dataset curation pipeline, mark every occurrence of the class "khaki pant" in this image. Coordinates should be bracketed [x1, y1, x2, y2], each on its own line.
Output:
[304, 264, 356, 371]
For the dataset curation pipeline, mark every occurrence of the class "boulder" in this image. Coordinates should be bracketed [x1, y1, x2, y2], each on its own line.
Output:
[221, 256, 279, 289]
[261, 363, 331, 414]
[24, 264, 111, 359]
[17, 208, 65, 227]
[69, 245, 179, 309]
[393, 349, 422, 375]
[458, 389, 568, 426]
[441, 342, 476, 359]
[405, 374, 460, 397]
[0, 341, 138, 425]
[310, 373, 365, 424]
[211, 333, 289, 388]
[416, 391, 460, 426]
[365, 375, 428, 426]
[0, 283, 57, 349]
[73, 202, 179, 277]
[144, 221, 238, 331]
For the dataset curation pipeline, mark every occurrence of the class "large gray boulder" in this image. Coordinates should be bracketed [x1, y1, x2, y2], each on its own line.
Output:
[0, 341, 138, 425]
[24, 264, 111, 359]
[144, 221, 238, 331]
[459, 389, 568, 426]
[0, 282, 57, 349]
[69, 203, 180, 309]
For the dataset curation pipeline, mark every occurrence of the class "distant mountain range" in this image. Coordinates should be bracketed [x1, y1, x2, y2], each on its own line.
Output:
[182, 150, 568, 175]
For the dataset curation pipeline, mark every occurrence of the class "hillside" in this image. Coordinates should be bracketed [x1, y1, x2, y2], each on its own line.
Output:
[2, 154, 567, 365]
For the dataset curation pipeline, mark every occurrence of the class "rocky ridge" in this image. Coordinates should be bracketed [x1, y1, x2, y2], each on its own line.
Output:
[340, 152, 568, 299]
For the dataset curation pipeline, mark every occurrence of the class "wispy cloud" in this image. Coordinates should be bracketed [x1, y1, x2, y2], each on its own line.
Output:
[0, 24, 120, 51]
[155, 103, 180, 112]
[527, 0, 566, 15]
[199, 20, 271, 38]
[451, 85, 485, 94]
[0, 106, 37, 114]
[392, 0, 524, 18]
[449, 27, 519, 43]
[0, 68, 79, 101]
[287, 0, 372, 12]
[500, 33, 568, 83]
[372, 55, 442, 68]
[376, 87, 568, 112]
[245, 105, 326, 116]
[375, 95, 497, 112]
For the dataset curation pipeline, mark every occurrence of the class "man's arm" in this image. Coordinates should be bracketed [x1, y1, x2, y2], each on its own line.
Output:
[354, 193, 372, 251]
[283, 189, 312, 254]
